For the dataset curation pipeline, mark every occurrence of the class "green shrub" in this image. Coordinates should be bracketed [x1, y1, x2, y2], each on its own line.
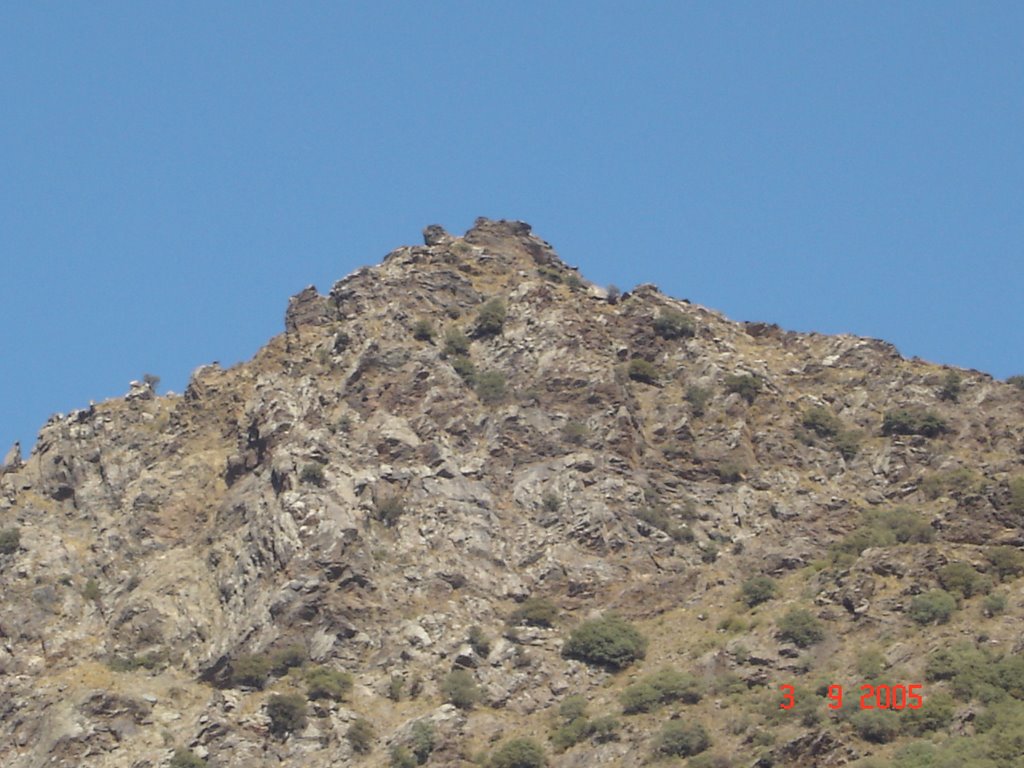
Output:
[408, 720, 436, 764]
[686, 385, 712, 416]
[620, 682, 661, 714]
[937, 562, 988, 598]
[550, 716, 591, 752]
[475, 371, 508, 404]
[724, 374, 762, 404]
[588, 715, 620, 743]
[511, 597, 559, 628]
[412, 319, 435, 342]
[635, 506, 692, 542]
[565, 273, 584, 290]
[802, 406, 842, 437]
[938, 370, 963, 402]
[562, 613, 647, 670]
[776, 608, 825, 647]
[304, 665, 353, 701]
[541, 492, 561, 513]
[1008, 476, 1024, 517]
[920, 468, 981, 500]
[987, 546, 1024, 580]
[881, 409, 949, 438]
[559, 695, 588, 721]
[1008, 375, 1024, 391]
[621, 668, 701, 714]
[653, 308, 695, 340]
[835, 429, 862, 460]
[443, 328, 471, 357]
[266, 693, 307, 737]
[489, 737, 547, 768]
[299, 462, 326, 486]
[475, 298, 507, 337]
[901, 691, 955, 735]
[468, 625, 491, 657]
[561, 421, 590, 445]
[832, 507, 934, 561]
[347, 717, 375, 754]
[442, 669, 481, 709]
[451, 355, 476, 383]
[908, 589, 957, 625]
[169, 748, 206, 768]
[0, 527, 20, 555]
[652, 721, 710, 758]
[740, 576, 778, 608]
[851, 709, 900, 743]
[538, 265, 563, 283]
[83, 578, 101, 602]
[627, 359, 659, 384]
[387, 674, 404, 701]
[983, 592, 1008, 617]
[230, 653, 272, 689]
[716, 460, 747, 484]
[373, 494, 405, 526]
[271, 644, 306, 675]
[389, 746, 416, 768]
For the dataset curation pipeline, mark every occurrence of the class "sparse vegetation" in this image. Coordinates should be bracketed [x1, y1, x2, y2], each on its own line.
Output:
[442, 669, 481, 709]
[299, 462, 326, 486]
[266, 693, 307, 737]
[475, 370, 508, 404]
[443, 328, 471, 357]
[229, 653, 272, 689]
[468, 625, 491, 657]
[852, 709, 901, 743]
[451, 355, 476, 383]
[987, 546, 1024, 581]
[920, 468, 981, 499]
[832, 507, 935, 564]
[1007, 374, 1024, 390]
[686, 384, 712, 416]
[606, 284, 621, 303]
[627, 358, 659, 384]
[1008, 476, 1024, 517]
[561, 420, 590, 445]
[541, 491, 561, 513]
[937, 562, 989, 598]
[939, 370, 963, 402]
[882, 408, 949, 438]
[83, 578, 101, 601]
[620, 668, 702, 714]
[802, 405, 842, 437]
[635, 506, 693, 542]
[169, 748, 206, 768]
[653, 308, 695, 339]
[562, 613, 647, 670]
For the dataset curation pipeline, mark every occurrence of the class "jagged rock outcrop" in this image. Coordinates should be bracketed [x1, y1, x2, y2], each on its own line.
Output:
[1, 218, 1023, 767]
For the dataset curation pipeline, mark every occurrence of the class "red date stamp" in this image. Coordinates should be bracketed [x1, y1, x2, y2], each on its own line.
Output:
[780, 684, 923, 710]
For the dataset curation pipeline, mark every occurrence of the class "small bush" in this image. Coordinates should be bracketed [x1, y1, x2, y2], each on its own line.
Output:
[347, 717, 375, 754]
[835, 429, 862, 460]
[412, 319, 435, 342]
[489, 737, 547, 768]
[653, 721, 710, 759]
[776, 608, 825, 647]
[561, 421, 590, 445]
[635, 506, 692, 542]
[468, 625, 491, 657]
[511, 597, 559, 628]
[475, 371, 508, 404]
[475, 298, 507, 337]
[271, 644, 306, 675]
[442, 669, 481, 709]
[620, 668, 701, 715]
[653, 308, 695, 340]
[881, 409, 948, 438]
[620, 683, 661, 714]
[802, 406, 842, 437]
[724, 374, 762, 403]
[920, 468, 981, 500]
[83, 578, 101, 602]
[541, 492, 561, 513]
[686, 385, 712, 416]
[832, 507, 934, 561]
[389, 746, 416, 768]
[716, 460, 747, 484]
[982, 592, 1008, 617]
[627, 359, 659, 385]
[937, 562, 987, 598]
[908, 589, 957, 625]
[451, 355, 476, 384]
[409, 720, 436, 764]
[562, 613, 647, 670]
[740, 576, 778, 608]
[443, 328, 471, 357]
[606, 285, 622, 304]
[851, 709, 900, 743]
[0, 527, 21, 555]
[987, 546, 1024, 580]
[387, 674, 404, 701]
[169, 748, 206, 768]
[565, 273, 584, 290]
[304, 665, 353, 701]
[266, 693, 307, 737]
[901, 691, 955, 735]
[373, 495, 405, 526]
[1007, 374, 1024, 390]
[299, 463, 326, 486]
[1008, 476, 1024, 517]
[559, 695, 588, 721]
[230, 654, 272, 689]
[938, 370, 962, 402]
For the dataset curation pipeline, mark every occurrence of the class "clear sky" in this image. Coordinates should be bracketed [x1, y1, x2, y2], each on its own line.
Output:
[2, 2, 1022, 454]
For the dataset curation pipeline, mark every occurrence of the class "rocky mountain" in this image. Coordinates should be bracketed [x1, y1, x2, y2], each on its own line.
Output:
[2, 218, 1024, 768]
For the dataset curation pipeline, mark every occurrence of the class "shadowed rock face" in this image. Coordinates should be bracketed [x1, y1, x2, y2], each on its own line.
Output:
[1, 218, 1022, 767]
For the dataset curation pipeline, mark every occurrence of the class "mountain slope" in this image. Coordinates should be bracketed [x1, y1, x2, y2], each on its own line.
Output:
[2, 218, 1023, 768]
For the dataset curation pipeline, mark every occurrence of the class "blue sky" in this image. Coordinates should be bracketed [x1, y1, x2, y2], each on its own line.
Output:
[2, 2, 1022, 453]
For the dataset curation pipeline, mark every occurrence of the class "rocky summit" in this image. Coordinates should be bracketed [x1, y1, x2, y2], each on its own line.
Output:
[2, 218, 1024, 768]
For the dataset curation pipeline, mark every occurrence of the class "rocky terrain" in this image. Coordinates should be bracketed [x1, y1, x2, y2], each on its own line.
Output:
[2, 218, 1023, 768]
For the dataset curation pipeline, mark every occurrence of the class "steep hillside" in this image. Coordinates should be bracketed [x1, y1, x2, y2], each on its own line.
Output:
[2, 218, 1024, 768]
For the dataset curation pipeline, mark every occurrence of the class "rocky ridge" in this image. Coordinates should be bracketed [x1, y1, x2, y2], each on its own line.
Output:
[1, 218, 1023, 768]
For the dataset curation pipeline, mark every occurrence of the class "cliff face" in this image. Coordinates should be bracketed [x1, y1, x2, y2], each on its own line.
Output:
[2, 218, 1023, 768]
